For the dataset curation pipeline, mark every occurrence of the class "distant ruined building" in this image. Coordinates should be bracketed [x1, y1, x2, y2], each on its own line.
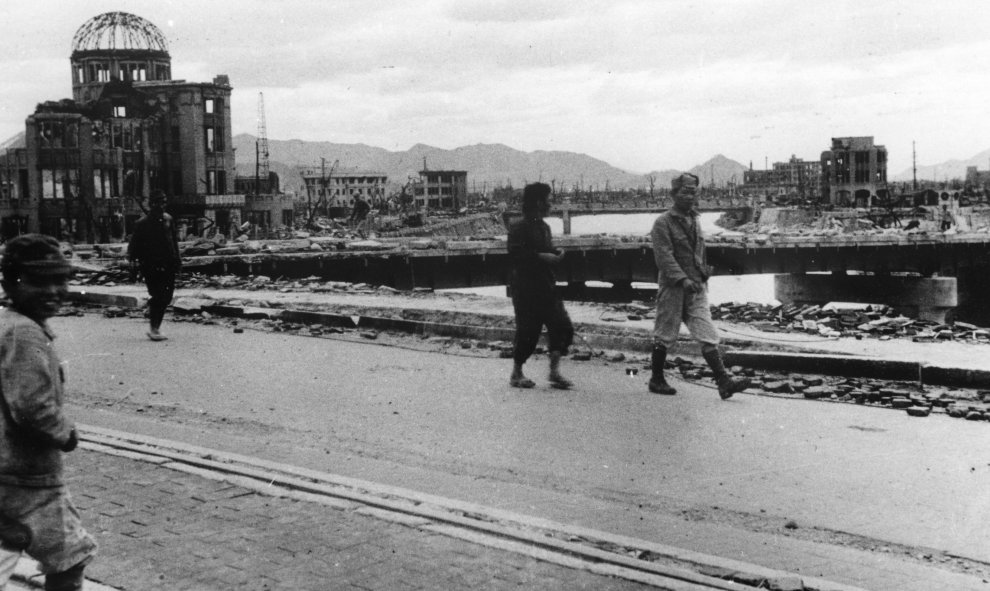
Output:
[820, 136, 890, 207]
[742, 155, 822, 200]
[299, 167, 388, 219]
[410, 168, 468, 210]
[0, 12, 291, 242]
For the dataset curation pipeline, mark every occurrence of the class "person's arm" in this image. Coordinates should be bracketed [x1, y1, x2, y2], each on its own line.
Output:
[651, 217, 692, 288]
[166, 214, 182, 269]
[127, 222, 143, 263]
[0, 327, 75, 450]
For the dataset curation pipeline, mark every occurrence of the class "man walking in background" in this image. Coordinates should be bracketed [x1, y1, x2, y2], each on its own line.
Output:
[128, 190, 181, 341]
[649, 173, 750, 399]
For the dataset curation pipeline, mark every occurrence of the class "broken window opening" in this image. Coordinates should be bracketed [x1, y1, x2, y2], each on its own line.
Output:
[122, 125, 133, 151]
[122, 169, 140, 197]
[41, 168, 79, 200]
[95, 64, 111, 82]
[205, 170, 227, 195]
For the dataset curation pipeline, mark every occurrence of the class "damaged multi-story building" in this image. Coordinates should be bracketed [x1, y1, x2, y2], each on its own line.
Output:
[820, 136, 890, 207]
[0, 11, 288, 243]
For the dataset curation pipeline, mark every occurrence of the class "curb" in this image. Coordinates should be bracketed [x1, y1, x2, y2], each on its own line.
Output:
[67, 289, 990, 388]
[723, 351, 922, 382]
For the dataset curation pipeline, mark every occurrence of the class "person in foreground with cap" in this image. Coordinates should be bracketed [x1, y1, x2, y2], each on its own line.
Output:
[507, 182, 574, 390]
[649, 173, 750, 399]
[128, 190, 181, 341]
[0, 234, 97, 590]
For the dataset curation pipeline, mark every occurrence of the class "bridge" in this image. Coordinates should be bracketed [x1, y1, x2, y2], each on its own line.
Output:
[181, 231, 990, 323]
[543, 202, 751, 234]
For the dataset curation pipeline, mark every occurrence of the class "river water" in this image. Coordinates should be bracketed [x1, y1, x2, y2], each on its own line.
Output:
[445, 212, 778, 306]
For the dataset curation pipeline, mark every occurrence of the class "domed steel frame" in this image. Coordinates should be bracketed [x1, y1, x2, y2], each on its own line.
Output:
[69, 12, 172, 103]
[71, 12, 169, 54]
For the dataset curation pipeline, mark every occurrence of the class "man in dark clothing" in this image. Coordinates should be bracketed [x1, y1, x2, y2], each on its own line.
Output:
[350, 196, 371, 225]
[507, 182, 573, 389]
[128, 190, 181, 341]
[649, 173, 750, 399]
[0, 234, 97, 590]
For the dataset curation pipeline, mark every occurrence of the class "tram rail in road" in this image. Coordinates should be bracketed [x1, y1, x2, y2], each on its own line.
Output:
[47, 424, 866, 591]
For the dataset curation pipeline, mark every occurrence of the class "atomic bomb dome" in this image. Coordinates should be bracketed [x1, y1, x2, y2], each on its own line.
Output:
[71, 11, 169, 54]
[69, 12, 173, 103]
[0, 10, 245, 244]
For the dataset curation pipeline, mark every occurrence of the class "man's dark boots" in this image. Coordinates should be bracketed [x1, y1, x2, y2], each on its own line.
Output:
[702, 347, 750, 400]
[45, 562, 86, 591]
[648, 345, 676, 395]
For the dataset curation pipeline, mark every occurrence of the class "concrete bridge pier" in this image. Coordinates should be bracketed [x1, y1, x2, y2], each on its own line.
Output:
[953, 263, 990, 326]
[561, 208, 572, 235]
[774, 273, 958, 323]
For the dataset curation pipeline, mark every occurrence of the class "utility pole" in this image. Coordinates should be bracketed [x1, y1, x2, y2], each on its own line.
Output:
[912, 141, 918, 190]
[321, 157, 326, 216]
[306, 157, 337, 229]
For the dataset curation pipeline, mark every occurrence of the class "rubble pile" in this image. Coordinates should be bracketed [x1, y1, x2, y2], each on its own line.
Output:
[71, 262, 990, 345]
[663, 356, 990, 420]
[79, 235, 460, 263]
[710, 301, 990, 342]
[71, 265, 437, 298]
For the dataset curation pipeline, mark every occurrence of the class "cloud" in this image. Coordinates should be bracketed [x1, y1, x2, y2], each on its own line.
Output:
[3, 0, 990, 175]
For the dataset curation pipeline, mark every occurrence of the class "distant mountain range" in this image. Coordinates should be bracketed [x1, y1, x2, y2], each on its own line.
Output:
[0, 129, 979, 192]
[889, 149, 990, 184]
[233, 134, 748, 194]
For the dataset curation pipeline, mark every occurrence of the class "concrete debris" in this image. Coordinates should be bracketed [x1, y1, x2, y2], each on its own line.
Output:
[658, 356, 989, 420]
[709, 301, 990, 343]
[102, 306, 127, 318]
[71, 264, 990, 347]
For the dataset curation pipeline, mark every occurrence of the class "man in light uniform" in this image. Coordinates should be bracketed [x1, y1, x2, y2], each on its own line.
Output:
[649, 173, 750, 399]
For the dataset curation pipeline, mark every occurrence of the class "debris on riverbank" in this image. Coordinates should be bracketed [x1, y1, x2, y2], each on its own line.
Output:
[710, 301, 990, 342]
[661, 354, 989, 420]
[68, 261, 990, 347]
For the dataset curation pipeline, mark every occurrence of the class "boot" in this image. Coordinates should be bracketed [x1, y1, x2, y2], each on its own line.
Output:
[702, 347, 750, 400]
[45, 562, 86, 591]
[648, 345, 676, 395]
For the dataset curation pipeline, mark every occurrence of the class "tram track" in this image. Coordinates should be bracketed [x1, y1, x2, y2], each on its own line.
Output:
[77, 424, 866, 591]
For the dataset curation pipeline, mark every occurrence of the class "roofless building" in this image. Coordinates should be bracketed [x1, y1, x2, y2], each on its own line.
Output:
[0, 12, 291, 242]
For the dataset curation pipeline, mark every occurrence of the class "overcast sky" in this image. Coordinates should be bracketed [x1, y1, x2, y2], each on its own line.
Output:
[3, 1, 989, 176]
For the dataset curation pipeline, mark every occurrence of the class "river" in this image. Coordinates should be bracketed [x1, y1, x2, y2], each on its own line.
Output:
[444, 212, 778, 306]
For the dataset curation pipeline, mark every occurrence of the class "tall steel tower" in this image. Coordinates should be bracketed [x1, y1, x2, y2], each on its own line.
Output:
[256, 92, 270, 193]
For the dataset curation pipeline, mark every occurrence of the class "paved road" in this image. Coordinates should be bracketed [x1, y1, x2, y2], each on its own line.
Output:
[47, 311, 990, 590]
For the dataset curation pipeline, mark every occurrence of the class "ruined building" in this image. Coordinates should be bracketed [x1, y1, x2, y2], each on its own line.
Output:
[820, 136, 890, 207]
[411, 169, 468, 210]
[0, 12, 282, 242]
[299, 167, 388, 219]
[742, 155, 822, 200]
